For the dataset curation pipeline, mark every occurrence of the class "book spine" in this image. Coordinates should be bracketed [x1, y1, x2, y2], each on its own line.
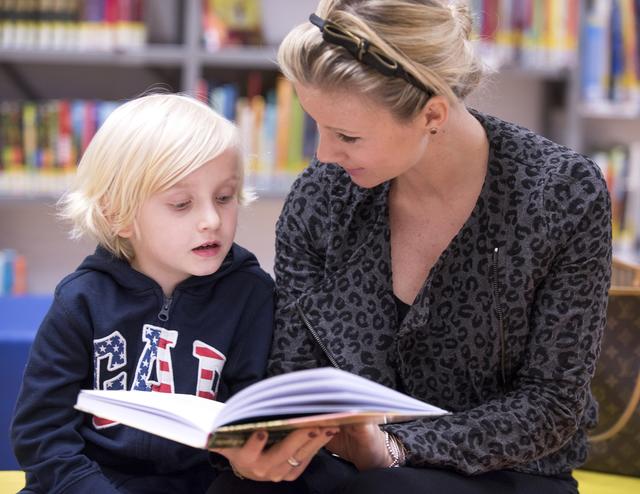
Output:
[580, 0, 611, 103]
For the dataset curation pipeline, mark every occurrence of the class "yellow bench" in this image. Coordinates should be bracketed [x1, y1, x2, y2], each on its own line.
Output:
[1, 470, 639, 493]
[574, 470, 640, 493]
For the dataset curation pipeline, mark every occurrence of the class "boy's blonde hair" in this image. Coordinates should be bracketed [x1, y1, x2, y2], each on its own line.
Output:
[278, 0, 485, 121]
[59, 93, 249, 261]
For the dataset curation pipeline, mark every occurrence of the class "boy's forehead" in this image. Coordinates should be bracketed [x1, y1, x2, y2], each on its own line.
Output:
[167, 161, 240, 190]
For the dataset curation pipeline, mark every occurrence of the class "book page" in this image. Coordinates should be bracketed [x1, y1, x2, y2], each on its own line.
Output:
[75, 390, 225, 449]
[213, 367, 447, 429]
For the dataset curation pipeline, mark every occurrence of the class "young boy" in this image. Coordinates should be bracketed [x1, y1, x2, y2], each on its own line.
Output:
[10, 94, 274, 493]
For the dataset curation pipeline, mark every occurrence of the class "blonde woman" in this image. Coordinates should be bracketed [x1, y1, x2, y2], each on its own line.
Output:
[11, 94, 280, 494]
[212, 1, 611, 493]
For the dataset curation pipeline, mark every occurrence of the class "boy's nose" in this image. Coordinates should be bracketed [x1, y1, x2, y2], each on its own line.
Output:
[198, 206, 221, 231]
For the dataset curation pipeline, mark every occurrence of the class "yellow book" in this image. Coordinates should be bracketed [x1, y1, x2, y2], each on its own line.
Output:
[287, 91, 304, 173]
[275, 77, 292, 172]
[620, 0, 639, 100]
[250, 94, 266, 175]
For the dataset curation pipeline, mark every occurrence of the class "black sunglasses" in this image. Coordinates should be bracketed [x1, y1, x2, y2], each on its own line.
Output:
[309, 13, 432, 96]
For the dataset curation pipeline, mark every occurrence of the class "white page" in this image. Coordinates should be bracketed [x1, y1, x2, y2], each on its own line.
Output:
[76, 390, 225, 448]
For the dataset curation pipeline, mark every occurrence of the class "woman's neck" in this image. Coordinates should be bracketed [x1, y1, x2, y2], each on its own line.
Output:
[393, 105, 489, 204]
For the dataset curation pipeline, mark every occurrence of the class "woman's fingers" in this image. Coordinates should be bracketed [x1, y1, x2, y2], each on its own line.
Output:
[210, 429, 270, 475]
[278, 427, 339, 481]
[211, 427, 339, 482]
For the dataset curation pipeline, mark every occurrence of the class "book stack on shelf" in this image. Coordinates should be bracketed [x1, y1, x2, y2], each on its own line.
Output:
[201, 0, 316, 50]
[580, 0, 640, 117]
[202, 0, 263, 50]
[470, 0, 579, 72]
[0, 99, 119, 196]
[0, 0, 147, 52]
[202, 75, 316, 194]
[0, 80, 314, 197]
[0, 249, 27, 296]
[590, 143, 640, 262]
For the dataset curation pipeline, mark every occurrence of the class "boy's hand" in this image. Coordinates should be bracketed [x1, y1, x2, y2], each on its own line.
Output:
[211, 427, 338, 482]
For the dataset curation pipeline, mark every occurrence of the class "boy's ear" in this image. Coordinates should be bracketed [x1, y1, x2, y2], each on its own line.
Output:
[116, 224, 133, 239]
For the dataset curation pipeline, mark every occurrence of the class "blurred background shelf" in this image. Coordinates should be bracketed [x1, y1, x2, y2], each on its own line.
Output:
[1, 0, 639, 293]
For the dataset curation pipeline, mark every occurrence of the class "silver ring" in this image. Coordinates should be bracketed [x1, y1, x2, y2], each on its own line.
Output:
[287, 456, 301, 467]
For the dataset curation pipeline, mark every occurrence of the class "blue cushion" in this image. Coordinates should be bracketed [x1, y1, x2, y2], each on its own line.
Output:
[0, 296, 52, 470]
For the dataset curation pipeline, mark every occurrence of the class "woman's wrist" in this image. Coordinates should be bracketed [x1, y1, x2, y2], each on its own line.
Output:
[383, 431, 407, 467]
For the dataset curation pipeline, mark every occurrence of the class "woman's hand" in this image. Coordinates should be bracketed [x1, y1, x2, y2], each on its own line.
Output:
[211, 427, 339, 482]
[325, 423, 393, 470]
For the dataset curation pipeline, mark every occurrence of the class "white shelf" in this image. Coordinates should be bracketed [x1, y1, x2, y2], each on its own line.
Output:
[199, 46, 279, 69]
[0, 45, 187, 67]
[498, 64, 573, 81]
[579, 101, 640, 120]
[0, 172, 296, 201]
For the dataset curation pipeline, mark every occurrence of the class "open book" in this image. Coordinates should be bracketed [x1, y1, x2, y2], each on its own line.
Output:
[75, 367, 448, 449]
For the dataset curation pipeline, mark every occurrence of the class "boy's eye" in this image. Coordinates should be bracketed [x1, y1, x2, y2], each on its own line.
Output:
[337, 133, 359, 143]
[171, 200, 191, 210]
[216, 195, 233, 204]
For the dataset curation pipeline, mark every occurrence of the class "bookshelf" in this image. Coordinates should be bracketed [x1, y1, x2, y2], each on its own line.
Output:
[0, 0, 639, 295]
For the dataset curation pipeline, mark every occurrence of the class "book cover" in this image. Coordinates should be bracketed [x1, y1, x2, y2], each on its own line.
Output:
[75, 367, 448, 450]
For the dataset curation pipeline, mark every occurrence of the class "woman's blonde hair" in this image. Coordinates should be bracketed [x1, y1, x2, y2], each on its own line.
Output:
[59, 93, 249, 261]
[278, 0, 484, 120]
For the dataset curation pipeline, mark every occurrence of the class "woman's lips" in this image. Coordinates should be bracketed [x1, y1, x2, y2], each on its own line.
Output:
[344, 167, 365, 176]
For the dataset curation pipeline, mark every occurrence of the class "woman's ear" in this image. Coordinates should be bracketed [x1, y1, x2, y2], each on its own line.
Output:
[421, 96, 449, 135]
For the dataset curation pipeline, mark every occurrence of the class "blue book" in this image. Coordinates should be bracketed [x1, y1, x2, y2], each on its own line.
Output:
[1, 249, 16, 296]
[608, 0, 624, 101]
[580, 0, 610, 102]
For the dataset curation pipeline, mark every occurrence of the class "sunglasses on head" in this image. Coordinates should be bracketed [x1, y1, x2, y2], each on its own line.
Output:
[309, 13, 433, 97]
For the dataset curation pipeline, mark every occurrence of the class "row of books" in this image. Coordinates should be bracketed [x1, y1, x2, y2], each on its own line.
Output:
[0, 99, 119, 175]
[204, 77, 316, 182]
[580, 0, 640, 110]
[0, 77, 316, 195]
[590, 142, 640, 261]
[0, 0, 147, 51]
[0, 249, 27, 296]
[468, 0, 580, 70]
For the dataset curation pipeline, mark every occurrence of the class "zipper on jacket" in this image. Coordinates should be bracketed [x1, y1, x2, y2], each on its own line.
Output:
[492, 247, 507, 388]
[296, 302, 341, 369]
[158, 296, 173, 322]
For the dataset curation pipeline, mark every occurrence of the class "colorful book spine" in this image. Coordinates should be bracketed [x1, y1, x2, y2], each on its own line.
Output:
[0, 99, 120, 195]
[0, 249, 27, 296]
[471, 0, 579, 71]
[0, 0, 146, 51]
[200, 76, 317, 190]
[580, 0, 640, 108]
[591, 142, 640, 258]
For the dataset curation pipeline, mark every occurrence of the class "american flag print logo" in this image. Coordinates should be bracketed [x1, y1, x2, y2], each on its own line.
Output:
[193, 340, 226, 400]
[92, 331, 127, 428]
[132, 324, 178, 393]
[90, 324, 228, 430]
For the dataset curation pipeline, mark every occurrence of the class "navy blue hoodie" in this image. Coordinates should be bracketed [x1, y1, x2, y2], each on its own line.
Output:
[11, 244, 274, 494]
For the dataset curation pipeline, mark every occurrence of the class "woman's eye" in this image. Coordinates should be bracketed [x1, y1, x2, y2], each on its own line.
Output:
[337, 133, 359, 143]
[216, 195, 233, 204]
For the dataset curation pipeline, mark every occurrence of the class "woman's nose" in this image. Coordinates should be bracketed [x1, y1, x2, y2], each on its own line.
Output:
[316, 133, 345, 164]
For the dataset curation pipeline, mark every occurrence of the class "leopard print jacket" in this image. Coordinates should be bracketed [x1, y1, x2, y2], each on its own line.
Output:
[268, 110, 612, 476]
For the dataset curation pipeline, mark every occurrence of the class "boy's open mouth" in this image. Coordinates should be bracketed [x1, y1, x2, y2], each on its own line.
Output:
[193, 242, 220, 253]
